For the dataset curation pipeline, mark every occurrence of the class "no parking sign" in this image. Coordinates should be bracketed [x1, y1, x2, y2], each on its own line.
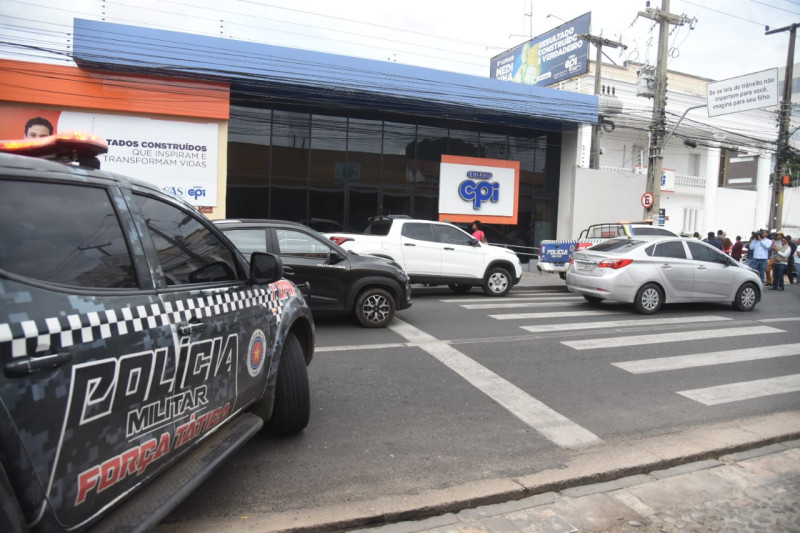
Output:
[641, 192, 654, 209]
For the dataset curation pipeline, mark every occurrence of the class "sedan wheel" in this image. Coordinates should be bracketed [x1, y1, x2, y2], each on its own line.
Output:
[483, 267, 512, 296]
[732, 282, 758, 311]
[634, 283, 663, 314]
[355, 288, 395, 328]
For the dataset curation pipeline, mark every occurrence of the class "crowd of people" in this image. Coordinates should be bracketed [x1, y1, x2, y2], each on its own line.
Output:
[691, 229, 798, 291]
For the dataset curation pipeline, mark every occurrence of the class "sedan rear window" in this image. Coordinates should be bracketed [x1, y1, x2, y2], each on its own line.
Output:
[589, 238, 646, 252]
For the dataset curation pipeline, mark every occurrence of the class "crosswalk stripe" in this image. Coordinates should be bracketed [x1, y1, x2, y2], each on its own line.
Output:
[491, 310, 624, 320]
[464, 301, 584, 309]
[562, 326, 783, 350]
[440, 294, 579, 303]
[522, 315, 732, 334]
[677, 374, 800, 405]
[613, 343, 800, 374]
[388, 319, 602, 449]
[317, 342, 406, 353]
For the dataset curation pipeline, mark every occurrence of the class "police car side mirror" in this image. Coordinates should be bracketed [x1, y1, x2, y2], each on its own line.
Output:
[250, 252, 283, 284]
[470, 237, 480, 246]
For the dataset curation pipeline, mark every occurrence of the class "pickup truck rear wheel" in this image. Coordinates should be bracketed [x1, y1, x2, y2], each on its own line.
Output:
[264, 332, 310, 436]
[483, 267, 512, 297]
[355, 287, 395, 328]
[448, 283, 472, 294]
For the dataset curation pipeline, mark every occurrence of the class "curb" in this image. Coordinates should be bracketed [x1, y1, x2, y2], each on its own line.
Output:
[160, 411, 800, 533]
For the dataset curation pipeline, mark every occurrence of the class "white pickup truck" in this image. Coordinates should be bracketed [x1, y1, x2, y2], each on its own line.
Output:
[326, 216, 523, 296]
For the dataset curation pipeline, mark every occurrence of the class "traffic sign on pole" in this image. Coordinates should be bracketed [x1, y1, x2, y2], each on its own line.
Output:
[641, 192, 654, 209]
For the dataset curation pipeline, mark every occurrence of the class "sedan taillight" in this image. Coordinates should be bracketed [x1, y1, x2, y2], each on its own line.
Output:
[597, 258, 634, 269]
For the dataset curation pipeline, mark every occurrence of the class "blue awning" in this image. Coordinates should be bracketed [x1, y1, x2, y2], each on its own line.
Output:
[72, 18, 598, 130]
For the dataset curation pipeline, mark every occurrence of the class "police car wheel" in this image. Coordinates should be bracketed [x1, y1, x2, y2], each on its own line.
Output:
[265, 332, 310, 436]
[483, 267, 511, 297]
[355, 288, 395, 328]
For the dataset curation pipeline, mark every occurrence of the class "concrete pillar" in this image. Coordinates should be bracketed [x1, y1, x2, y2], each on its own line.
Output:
[558, 129, 579, 239]
[756, 150, 773, 230]
[702, 145, 720, 233]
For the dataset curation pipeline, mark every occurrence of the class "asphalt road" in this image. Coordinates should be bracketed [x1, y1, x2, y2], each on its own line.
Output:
[158, 281, 800, 531]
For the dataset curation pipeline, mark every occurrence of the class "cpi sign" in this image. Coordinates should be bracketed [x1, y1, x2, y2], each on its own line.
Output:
[438, 155, 520, 224]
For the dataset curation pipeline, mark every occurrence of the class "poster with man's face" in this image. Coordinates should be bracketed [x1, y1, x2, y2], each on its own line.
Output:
[1, 107, 219, 207]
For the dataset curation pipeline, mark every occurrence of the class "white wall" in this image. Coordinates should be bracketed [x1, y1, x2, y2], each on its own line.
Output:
[565, 167, 647, 237]
[660, 193, 704, 235]
[714, 187, 758, 239]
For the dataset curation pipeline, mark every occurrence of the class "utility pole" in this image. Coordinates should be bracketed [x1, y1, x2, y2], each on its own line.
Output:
[766, 23, 799, 231]
[638, 0, 693, 222]
[578, 33, 626, 169]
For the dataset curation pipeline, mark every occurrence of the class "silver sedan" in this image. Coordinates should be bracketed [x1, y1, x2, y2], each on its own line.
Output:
[566, 236, 762, 314]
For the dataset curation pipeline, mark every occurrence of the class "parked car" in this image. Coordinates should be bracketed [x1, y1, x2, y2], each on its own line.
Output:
[326, 216, 523, 296]
[0, 132, 315, 532]
[566, 235, 761, 314]
[539, 221, 679, 279]
[216, 219, 412, 327]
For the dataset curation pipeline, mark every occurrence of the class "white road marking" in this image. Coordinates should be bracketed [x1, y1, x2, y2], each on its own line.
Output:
[561, 326, 783, 350]
[491, 310, 624, 320]
[464, 301, 583, 310]
[388, 319, 602, 449]
[613, 344, 800, 374]
[316, 343, 407, 353]
[522, 315, 731, 333]
[440, 295, 579, 303]
[677, 374, 800, 405]
[759, 317, 800, 323]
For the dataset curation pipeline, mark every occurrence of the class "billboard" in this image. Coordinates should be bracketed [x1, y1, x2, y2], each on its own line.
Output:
[706, 68, 778, 117]
[490, 12, 591, 87]
[1, 106, 219, 207]
[438, 155, 520, 224]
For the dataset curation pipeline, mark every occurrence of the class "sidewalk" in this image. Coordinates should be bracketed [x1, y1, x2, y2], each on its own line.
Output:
[354, 439, 800, 533]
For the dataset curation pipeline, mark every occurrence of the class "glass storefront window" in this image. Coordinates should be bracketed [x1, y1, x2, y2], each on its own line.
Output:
[310, 115, 347, 228]
[271, 110, 310, 221]
[227, 107, 272, 218]
[412, 125, 447, 220]
[225, 108, 560, 249]
[382, 121, 416, 216]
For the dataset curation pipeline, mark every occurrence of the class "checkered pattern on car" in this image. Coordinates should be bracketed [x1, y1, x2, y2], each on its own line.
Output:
[0, 286, 287, 358]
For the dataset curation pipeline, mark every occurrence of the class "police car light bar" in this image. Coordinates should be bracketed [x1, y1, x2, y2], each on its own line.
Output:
[0, 131, 108, 167]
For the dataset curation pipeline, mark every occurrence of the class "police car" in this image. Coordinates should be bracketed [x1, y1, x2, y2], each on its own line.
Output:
[0, 132, 315, 532]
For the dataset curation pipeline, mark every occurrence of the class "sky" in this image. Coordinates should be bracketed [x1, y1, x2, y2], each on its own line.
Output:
[0, 0, 799, 82]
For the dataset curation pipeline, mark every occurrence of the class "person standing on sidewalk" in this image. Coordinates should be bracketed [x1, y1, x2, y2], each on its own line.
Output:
[770, 235, 791, 291]
[471, 220, 488, 244]
[750, 231, 772, 285]
[731, 235, 744, 262]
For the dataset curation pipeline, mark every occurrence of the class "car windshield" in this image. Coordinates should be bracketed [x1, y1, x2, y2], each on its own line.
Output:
[589, 238, 646, 252]
[363, 220, 392, 236]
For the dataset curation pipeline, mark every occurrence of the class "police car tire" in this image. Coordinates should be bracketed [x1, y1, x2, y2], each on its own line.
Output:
[448, 284, 472, 294]
[265, 332, 310, 436]
[482, 267, 511, 297]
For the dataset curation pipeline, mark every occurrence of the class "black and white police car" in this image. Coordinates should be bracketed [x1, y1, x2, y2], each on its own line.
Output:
[0, 132, 315, 532]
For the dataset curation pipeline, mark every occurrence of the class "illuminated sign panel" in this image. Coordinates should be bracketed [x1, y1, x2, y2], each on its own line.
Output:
[438, 155, 520, 224]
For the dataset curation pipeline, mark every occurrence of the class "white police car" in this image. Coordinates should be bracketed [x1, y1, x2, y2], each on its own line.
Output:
[0, 132, 315, 532]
